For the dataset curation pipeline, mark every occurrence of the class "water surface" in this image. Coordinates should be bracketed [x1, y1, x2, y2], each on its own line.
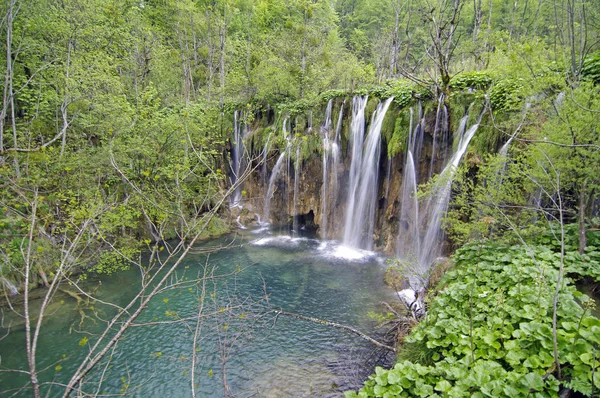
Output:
[0, 229, 396, 397]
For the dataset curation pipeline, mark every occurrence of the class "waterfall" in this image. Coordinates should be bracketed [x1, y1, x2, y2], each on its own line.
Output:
[262, 118, 290, 224]
[418, 121, 479, 271]
[396, 110, 480, 287]
[428, 95, 449, 178]
[292, 143, 301, 234]
[343, 97, 394, 250]
[263, 151, 287, 224]
[319, 99, 344, 239]
[499, 136, 513, 157]
[230, 110, 246, 207]
[342, 97, 368, 242]
[320, 100, 334, 238]
[397, 150, 420, 260]
[1, 276, 18, 296]
[261, 129, 273, 190]
[397, 107, 421, 262]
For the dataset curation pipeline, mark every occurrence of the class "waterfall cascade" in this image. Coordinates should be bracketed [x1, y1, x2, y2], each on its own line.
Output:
[343, 97, 394, 250]
[428, 95, 450, 178]
[230, 110, 246, 208]
[232, 97, 483, 264]
[320, 100, 344, 239]
[292, 143, 301, 234]
[396, 110, 480, 287]
[320, 100, 334, 238]
[0, 276, 18, 296]
[418, 121, 479, 270]
[262, 118, 290, 224]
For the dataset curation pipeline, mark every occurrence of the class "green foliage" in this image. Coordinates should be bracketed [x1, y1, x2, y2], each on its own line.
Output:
[531, 222, 600, 282]
[348, 242, 600, 397]
[387, 81, 414, 109]
[387, 111, 410, 158]
[444, 155, 535, 245]
[352, 79, 416, 109]
[319, 89, 349, 103]
[294, 128, 323, 161]
[449, 71, 493, 91]
[90, 247, 139, 276]
[581, 51, 600, 84]
[489, 79, 525, 111]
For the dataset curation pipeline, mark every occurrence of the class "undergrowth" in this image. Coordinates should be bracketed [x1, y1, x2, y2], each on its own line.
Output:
[347, 233, 600, 397]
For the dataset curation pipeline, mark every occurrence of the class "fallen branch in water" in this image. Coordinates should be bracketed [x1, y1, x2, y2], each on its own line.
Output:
[272, 310, 396, 353]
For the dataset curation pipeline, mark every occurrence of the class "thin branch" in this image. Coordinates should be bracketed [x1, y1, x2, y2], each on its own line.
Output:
[272, 310, 396, 352]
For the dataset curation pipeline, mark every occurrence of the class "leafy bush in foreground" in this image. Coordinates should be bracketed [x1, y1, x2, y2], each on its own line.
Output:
[347, 242, 600, 397]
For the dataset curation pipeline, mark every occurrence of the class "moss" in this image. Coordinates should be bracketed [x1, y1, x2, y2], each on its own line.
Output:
[387, 80, 415, 108]
[318, 88, 348, 103]
[469, 111, 509, 155]
[364, 96, 379, 119]
[387, 109, 411, 158]
[380, 106, 398, 143]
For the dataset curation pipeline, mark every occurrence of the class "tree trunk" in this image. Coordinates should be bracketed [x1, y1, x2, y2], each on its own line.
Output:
[219, 9, 226, 107]
[206, 8, 214, 102]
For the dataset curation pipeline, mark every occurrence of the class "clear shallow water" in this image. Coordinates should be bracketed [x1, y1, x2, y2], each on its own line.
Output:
[0, 230, 396, 397]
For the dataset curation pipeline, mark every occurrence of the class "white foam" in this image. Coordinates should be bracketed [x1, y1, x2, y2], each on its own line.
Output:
[251, 226, 271, 234]
[235, 216, 247, 230]
[251, 235, 299, 247]
[397, 288, 425, 315]
[318, 243, 376, 261]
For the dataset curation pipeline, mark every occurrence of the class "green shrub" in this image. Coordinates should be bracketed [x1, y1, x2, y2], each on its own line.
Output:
[489, 79, 525, 111]
[581, 51, 600, 84]
[347, 241, 600, 397]
[449, 71, 493, 91]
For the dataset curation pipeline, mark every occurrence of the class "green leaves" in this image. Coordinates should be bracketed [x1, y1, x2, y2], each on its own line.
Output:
[348, 241, 600, 397]
[582, 50, 600, 84]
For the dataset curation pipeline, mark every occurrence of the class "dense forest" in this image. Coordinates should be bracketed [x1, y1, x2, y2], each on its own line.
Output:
[1, 0, 600, 396]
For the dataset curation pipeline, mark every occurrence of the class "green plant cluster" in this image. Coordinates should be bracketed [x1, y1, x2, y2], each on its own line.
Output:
[489, 79, 525, 111]
[89, 247, 139, 276]
[347, 242, 600, 398]
[387, 111, 411, 158]
[531, 221, 600, 282]
[319, 89, 349, 103]
[276, 97, 317, 117]
[582, 51, 600, 84]
[449, 71, 494, 91]
[353, 79, 419, 108]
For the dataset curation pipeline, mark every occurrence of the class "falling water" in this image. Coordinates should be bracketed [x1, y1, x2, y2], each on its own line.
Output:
[0, 276, 18, 296]
[342, 97, 368, 242]
[397, 150, 420, 261]
[418, 120, 480, 276]
[261, 129, 273, 190]
[320, 100, 334, 238]
[343, 97, 394, 250]
[262, 119, 290, 224]
[397, 108, 421, 262]
[499, 137, 513, 157]
[263, 151, 288, 224]
[396, 110, 480, 288]
[292, 143, 301, 234]
[230, 111, 246, 207]
[330, 103, 344, 231]
[428, 95, 449, 178]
